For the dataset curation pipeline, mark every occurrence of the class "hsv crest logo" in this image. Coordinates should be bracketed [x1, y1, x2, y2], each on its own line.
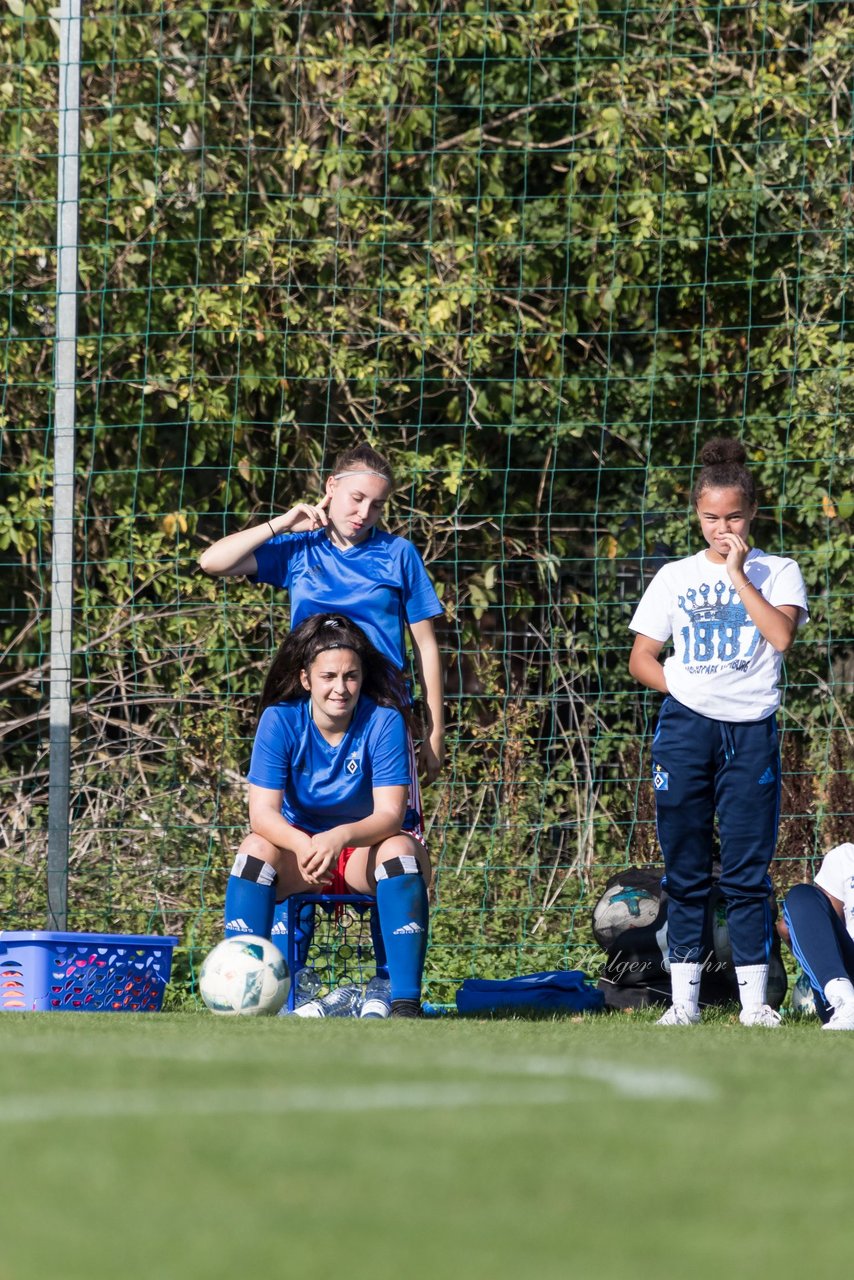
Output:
[653, 764, 669, 792]
[346, 755, 360, 776]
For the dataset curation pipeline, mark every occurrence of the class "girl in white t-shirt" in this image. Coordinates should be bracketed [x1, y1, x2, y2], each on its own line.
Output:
[780, 845, 854, 1030]
[629, 437, 808, 1027]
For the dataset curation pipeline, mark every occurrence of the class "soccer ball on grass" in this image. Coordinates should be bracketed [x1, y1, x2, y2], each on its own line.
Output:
[199, 935, 289, 1016]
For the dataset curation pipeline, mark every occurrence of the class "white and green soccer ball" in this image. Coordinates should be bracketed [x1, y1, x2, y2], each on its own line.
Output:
[199, 936, 289, 1016]
[592, 881, 661, 948]
[790, 971, 818, 1018]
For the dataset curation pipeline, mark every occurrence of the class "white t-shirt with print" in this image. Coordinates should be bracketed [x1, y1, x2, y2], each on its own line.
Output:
[629, 548, 808, 722]
[815, 844, 854, 942]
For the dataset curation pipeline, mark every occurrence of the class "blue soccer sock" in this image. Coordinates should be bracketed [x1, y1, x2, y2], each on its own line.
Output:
[369, 904, 389, 978]
[376, 856, 428, 1002]
[270, 898, 316, 965]
[223, 853, 277, 939]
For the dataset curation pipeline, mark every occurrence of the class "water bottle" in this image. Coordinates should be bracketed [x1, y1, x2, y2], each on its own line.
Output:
[280, 967, 323, 1017]
[294, 966, 322, 1007]
[318, 983, 363, 1017]
[292, 996, 324, 1018]
[360, 975, 391, 1019]
[294, 982, 362, 1018]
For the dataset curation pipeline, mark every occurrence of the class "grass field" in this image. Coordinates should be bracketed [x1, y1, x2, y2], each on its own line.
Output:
[0, 1008, 848, 1280]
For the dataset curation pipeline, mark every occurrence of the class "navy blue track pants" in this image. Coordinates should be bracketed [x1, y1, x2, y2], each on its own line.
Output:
[652, 697, 780, 966]
[783, 883, 854, 1021]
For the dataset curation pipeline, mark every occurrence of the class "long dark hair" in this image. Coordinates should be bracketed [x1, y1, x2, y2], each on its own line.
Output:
[258, 613, 409, 718]
[692, 437, 757, 507]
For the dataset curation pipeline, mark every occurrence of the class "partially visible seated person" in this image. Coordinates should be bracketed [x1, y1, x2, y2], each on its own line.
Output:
[779, 843, 854, 1030]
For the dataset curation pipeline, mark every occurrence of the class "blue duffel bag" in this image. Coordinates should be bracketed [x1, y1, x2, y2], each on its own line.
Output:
[455, 970, 605, 1016]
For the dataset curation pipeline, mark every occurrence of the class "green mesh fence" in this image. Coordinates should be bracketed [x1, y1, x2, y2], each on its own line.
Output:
[2, 1, 853, 1004]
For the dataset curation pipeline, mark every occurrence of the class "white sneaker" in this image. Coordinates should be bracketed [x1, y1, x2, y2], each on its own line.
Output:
[656, 1004, 700, 1026]
[822, 1001, 854, 1031]
[739, 1004, 782, 1027]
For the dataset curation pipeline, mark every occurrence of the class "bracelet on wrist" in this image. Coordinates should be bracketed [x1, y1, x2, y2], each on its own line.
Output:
[267, 519, 276, 538]
[735, 581, 751, 595]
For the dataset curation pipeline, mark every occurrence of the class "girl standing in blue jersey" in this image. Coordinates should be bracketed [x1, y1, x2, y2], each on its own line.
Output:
[199, 443, 444, 783]
[628, 437, 809, 1027]
[224, 613, 430, 1018]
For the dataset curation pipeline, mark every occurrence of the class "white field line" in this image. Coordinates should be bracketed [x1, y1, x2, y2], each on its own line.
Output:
[0, 1034, 716, 1102]
[0, 1057, 715, 1126]
[0, 1081, 576, 1124]
[470, 1054, 717, 1101]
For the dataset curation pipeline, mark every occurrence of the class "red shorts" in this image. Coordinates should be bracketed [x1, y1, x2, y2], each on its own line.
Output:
[327, 846, 357, 895]
[317, 830, 428, 895]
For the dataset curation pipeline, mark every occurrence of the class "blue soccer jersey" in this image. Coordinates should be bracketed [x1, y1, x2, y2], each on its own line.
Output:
[251, 527, 442, 671]
[247, 696, 417, 834]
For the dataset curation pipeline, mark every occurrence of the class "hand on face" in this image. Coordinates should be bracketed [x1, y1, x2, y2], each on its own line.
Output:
[282, 492, 331, 534]
[717, 530, 750, 576]
[696, 486, 755, 567]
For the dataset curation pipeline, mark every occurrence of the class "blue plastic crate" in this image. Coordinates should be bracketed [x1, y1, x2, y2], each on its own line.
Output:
[276, 894, 382, 1012]
[0, 931, 179, 1012]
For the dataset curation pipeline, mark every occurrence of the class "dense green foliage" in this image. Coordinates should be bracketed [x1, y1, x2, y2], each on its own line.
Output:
[1, 1, 853, 995]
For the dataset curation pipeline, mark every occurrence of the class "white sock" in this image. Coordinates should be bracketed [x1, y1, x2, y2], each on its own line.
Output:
[670, 962, 703, 1016]
[736, 964, 768, 1011]
[824, 977, 854, 1010]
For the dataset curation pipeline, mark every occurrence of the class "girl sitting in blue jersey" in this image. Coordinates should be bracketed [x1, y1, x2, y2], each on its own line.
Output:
[199, 442, 444, 784]
[225, 612, 430, 1017]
